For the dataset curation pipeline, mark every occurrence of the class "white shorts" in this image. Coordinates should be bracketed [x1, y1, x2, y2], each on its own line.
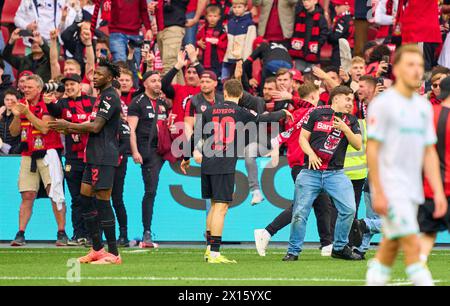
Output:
[382, 199, 420, 240]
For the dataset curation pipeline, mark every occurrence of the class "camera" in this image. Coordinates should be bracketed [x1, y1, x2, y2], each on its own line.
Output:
[43, 83, 65, 93]
[128, 39, 144, 49]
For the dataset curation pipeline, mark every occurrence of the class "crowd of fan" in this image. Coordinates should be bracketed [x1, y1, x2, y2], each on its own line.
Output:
[0, 0, 449, 246]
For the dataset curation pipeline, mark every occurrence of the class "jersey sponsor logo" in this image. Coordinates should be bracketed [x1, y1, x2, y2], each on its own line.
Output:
[102, 101, 111, 111]
[314, 121, 333, 132]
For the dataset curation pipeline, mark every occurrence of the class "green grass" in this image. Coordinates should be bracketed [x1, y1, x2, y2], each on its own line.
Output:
[0, 247, 449, 286]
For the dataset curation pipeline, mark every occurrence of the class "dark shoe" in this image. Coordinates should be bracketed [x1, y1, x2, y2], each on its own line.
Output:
[282, 253, 298, 261]
[359, 219, 369, 234]
[84, 237, 93, 248]
[348, 219, 364, 247]
[353, 249, 366, 260]
[331, 245, 363, 260]
[56, 231, 69, 247]
[67, 236, 87, 246]
[11, 232, 26, 247]
[117, 236, 130, 248]
[141, 230, 158, 248]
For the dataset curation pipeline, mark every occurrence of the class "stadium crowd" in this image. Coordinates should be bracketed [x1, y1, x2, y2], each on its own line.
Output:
[0, 0, 450, 272]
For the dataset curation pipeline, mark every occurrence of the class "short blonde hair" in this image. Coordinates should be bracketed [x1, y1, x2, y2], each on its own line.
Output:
[352, 56, 365, 66]
[232, 0, 247, 5]
[393, 44, 423, 66]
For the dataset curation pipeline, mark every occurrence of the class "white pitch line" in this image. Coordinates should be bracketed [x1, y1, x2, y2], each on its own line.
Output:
[0, 276, 390, 282]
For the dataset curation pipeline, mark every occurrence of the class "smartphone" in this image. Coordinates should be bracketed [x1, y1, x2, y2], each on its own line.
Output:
[381, 55, 392, 77]
[100, 48, 108, 58]
[128, 39, 143, 49]
[19, 30, 33, 37]
[142, 40, 151, 52]
[377, 77, 384, 86]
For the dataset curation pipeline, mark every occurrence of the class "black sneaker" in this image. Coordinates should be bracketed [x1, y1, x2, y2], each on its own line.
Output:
[348, 219, 364, 247]
[117, 236, 130, 248]
[359, 219, 369, 234]
[56, 231, 69, 246]
[84, 237, 93, 248]
[11, 232, 26, 247]
[353, 249, 366, 260]
[67, 236, 88, 246]
[331, 245, 363, 260]
[282, 253, 298, 261]
[141, 230, 158, 248]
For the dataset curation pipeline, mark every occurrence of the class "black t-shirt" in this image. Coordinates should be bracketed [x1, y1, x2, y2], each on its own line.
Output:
[302, 105, 360, 171]
[127, 94, 169, 160]
[85, 87, 121, 166]
[201, 101, 285, 175]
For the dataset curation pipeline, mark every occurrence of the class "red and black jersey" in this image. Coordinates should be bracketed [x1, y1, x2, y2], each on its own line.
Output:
[185, 92, 224, 118]
[302, 105, 360, 170]
[47, 94, 96, 161]
[196, 24, 228, 72]
[200, 101, 286, 175]
[19, 99, 63, 157]
[424, 105, 450, 198]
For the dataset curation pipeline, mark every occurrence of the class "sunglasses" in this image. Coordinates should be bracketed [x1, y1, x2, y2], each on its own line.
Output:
[432, 83, 440, 89]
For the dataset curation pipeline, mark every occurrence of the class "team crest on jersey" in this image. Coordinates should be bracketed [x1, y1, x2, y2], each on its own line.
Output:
[201, 105, 207, 112]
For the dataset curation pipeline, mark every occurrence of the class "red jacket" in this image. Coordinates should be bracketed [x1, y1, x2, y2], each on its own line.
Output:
[274, 102, 315, 168]
[109, 0, 151, 35]
[400, 0, 442, 43]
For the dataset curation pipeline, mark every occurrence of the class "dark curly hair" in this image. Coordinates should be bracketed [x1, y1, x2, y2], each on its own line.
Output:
[98, 58, 121, 79]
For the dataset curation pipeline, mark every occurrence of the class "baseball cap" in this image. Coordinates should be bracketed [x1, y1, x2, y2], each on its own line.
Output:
[438, 76, 450, 100]
[200, 70, 218, 81]
[331, 0, 350, 5]
[290, 69, 303, 82]
[61, 74, 82, 83]
[142, 70, 160, 82]
[18, 70, 33, 79]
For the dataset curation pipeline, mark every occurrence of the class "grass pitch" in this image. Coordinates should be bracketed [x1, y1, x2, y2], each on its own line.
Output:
[0, 247, 449, 286]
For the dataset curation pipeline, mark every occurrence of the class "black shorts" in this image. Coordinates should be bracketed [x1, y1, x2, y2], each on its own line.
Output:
[201, 173, 235, 203]
[418, 198, 450, 234]
[82, 164, 116, 191]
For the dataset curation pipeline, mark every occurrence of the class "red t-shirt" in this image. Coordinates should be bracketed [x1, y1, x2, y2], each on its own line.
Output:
[187, 0, 198, 13]
[172, 84, 201, 124]
[263, 0, 284, 42]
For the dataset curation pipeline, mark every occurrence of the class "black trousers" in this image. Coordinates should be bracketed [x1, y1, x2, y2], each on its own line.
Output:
[141, 149, 165, 233]
[64, 159, 87, 238]
[265, 166, 337, 247]
[351, 178, 366, 216]
[112, 156, 128, 232]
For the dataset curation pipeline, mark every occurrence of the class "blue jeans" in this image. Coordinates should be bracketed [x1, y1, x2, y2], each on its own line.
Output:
[109, 32, 143, 65]
[288, 169, 356, 256]
[357, 191, 382, 252]
[183, 11, 198, 46]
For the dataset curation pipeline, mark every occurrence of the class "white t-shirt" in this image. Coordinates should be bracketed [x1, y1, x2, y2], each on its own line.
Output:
[367, 88, 437, 204]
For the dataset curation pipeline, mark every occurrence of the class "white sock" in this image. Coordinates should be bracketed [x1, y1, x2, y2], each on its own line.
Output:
[210, 251, 220, 259]
[406, 262, 434, 286]
[366, 259, 392, 286]
[419, 253, 428, 264]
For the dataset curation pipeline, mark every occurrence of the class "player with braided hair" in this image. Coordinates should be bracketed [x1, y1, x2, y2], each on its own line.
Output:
[49, 59, 123, 264]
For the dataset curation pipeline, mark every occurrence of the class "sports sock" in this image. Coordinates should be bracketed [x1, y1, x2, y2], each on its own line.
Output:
[96, 199, 119, 256]
[419, 253, 428, 263]
[210, 236, 222, 253]
[406, 262, 434, 286]
[366, 259, 392, 286]
[80, 195, 103, 251]
[206, 230, 211, 246]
